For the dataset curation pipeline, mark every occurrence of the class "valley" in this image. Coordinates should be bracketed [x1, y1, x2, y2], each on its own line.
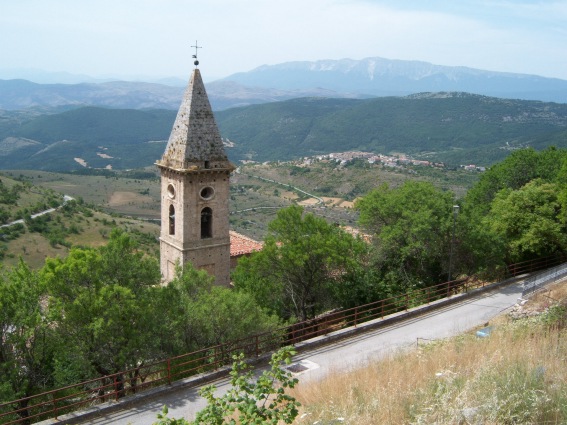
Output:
[2, 154, 478, 263]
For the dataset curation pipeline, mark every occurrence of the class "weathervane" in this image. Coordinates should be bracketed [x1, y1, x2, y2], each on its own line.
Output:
[191, 40, 202, 66]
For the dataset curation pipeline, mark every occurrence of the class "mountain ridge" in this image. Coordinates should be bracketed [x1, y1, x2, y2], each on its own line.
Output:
[1, 93, 567, 171]
[1, 57, 567, 111]
[222, 57, 567, 103]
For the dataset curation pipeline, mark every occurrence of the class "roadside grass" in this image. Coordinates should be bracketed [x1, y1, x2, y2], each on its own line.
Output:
[293, 283, 567, 425]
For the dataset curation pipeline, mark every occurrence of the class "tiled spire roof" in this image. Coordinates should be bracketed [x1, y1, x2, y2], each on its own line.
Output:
[157, 68, 232, 171]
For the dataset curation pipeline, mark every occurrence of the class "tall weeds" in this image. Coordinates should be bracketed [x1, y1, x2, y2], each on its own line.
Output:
[294, 305, 567, 424]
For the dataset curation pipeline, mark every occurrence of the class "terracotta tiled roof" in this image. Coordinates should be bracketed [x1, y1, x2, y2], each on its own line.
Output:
[230, 231, 263, 257]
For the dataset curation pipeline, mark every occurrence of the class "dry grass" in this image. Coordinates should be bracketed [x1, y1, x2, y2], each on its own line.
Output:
[2, 209, 160, 269]
[3, 231, 68, 269]
[9, 170, 161, 218]
[292, 284, 567, 425]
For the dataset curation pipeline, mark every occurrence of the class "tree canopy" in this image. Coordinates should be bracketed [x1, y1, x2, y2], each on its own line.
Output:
[356, 181, 457, 290]
[233, 205, 368, 321]
[487, 179, 567, 263]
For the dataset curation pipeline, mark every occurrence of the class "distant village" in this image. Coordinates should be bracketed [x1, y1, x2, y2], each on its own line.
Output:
[240, 149, 486, 173]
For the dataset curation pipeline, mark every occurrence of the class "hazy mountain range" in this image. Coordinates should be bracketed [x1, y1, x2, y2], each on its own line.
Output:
[1, 57, 566, 111]
[219, 57, 567, 103]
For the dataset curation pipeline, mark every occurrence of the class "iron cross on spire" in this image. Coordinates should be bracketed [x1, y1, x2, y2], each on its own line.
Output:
[191, 40, 202, 66]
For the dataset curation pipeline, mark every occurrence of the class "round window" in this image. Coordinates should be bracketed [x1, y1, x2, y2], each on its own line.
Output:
[200, 186, 214, 200]
[167, 184, 175, 199]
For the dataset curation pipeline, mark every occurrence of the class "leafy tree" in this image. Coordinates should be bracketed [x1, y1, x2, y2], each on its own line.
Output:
[487, 179, 567, 263]
[459, 147, 567, 273]
[41, 229, 163, 387]
[233, 205, 368, 321]
[464, 147, 567, 218]
[0, 260, 55, 422]
[154, 406, 190, 425]
[190, 347, 300, 425]
[453, 213, 506, 279]
[164, 264, 281, 354]
[356, 181, 457, 290]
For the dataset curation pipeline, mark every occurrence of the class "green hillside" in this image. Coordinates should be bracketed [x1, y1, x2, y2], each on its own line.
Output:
[0, 107, 175, 170]
[0, 172, 160, 269]
[1, 93, 567, 171]
[217, 93, 567, 165]
[10, 107, 174, 144]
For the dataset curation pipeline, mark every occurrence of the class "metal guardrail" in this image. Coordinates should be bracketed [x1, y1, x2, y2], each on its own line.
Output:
[522, 261, 567, 297]
[1, 254, 566, 424]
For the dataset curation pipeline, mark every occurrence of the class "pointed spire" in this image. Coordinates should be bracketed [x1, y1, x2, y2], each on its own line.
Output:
[157, 68, 232, 171]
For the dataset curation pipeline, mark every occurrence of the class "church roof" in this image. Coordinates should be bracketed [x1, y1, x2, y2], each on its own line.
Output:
[230, 231, 263, 257]
[157, 68, 231, 171]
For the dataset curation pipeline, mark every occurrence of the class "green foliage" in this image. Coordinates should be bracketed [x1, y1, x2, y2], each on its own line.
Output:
[356, 181, 456, 289]
[216, 95, 567, 166]
[155, 405, 190, 425]
[190, 347, 300, 425]
[454, 213, 506, 279]
[15, 199, 89, 248]
[0, 179, 22, 206]
[464, 147, 567, 217]
[42, 229, 163, 379]
[0, 107, 174, 171]
[487, 180, 567, 263]
[0, 260, 55, 405]
[164, 264, 281, 354]
[0, 223, 25, 242]
[460, 147, 567, 269]
[233, 205, 369, 321]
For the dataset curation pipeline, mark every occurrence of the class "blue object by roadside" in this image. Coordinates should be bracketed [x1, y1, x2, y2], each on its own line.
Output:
[476, 326, 493, 338]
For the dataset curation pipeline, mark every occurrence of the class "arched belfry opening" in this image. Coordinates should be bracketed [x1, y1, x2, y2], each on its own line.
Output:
[169, 205, 175, 235]
[201, 207, 212, 239]
[156, 61, 235, 286]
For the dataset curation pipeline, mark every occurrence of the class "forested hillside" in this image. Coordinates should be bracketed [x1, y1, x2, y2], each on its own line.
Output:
[217, 93, 567, 165]
[0, 107, 175, 170]
[1, 93, 567, 171]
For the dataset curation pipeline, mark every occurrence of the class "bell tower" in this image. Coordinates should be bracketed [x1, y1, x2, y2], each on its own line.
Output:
[156, 59, 235, 285]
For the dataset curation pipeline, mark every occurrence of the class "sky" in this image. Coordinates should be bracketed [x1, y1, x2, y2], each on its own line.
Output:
[1, 0, 567, 83]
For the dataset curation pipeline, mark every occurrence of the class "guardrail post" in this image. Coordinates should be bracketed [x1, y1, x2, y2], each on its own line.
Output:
[167, 359, 171, 385]
[381, 299, 384, 318]
[354, 306, 358, 327]
[114, 375, 119, 401]
[53, 395, 58, 420]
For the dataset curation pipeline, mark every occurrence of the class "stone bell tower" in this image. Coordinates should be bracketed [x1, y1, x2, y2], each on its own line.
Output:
[156, 61, 235, 285]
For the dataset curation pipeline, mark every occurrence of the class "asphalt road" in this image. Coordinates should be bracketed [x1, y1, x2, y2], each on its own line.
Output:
[73, 279, 524, 425]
